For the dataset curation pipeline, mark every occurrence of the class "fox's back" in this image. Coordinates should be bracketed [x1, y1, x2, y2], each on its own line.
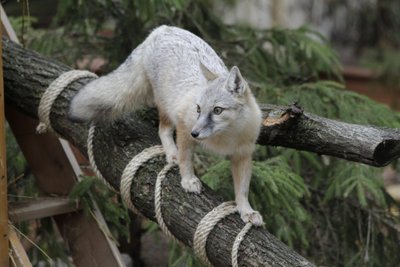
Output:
[142, 26, 227, 115]
[68, 25, 258, 136]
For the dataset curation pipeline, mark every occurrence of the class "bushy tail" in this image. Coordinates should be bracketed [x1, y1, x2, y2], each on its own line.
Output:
[68, 44, 153, 123]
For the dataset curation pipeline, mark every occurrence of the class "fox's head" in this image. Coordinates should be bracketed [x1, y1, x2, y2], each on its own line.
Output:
[191, 64, 255, 140]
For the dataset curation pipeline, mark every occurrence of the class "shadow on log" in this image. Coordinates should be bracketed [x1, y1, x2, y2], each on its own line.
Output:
[3, 37, 400, 266]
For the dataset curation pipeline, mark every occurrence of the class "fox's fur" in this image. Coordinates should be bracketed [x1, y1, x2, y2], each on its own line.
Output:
[69, 25, 263, 225]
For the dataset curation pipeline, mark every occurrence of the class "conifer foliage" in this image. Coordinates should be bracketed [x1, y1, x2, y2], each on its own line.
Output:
[9, 0, 400, 266]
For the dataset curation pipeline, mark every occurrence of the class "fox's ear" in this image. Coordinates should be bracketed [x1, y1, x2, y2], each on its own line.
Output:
[200, 62, 218, 81]
[227, 66, 246, 96]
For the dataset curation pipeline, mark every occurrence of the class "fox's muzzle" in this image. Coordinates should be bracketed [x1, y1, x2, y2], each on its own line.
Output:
[191, 114, 213, 139]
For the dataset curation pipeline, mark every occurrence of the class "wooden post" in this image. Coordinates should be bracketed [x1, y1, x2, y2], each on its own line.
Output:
[0, 26, 9, 267]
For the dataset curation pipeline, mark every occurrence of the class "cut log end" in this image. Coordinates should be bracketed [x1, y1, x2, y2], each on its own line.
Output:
[374, 139, 400, 166]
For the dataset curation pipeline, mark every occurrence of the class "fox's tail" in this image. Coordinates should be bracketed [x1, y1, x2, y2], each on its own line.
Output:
[68, 43, 153, 123]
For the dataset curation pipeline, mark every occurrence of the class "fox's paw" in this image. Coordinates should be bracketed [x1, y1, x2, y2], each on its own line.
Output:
[240, 210, 264, 226]
[181, 176, 202, 194]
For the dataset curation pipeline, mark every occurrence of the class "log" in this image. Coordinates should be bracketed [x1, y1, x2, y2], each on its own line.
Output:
[2, 37, 399, 266]
[259, 105, 400, 167]
[3, 37, 400, 167]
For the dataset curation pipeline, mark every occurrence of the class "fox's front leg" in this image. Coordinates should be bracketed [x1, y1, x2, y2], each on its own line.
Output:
[158, 111, 178, 164]
[176, 124, 202, 193]
[231, 153, 263, 226]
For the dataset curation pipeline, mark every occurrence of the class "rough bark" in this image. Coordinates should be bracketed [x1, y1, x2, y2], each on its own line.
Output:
[259, 105, 400, 167]
[2, 37, 400, 266]
[4, 38, 400, 167]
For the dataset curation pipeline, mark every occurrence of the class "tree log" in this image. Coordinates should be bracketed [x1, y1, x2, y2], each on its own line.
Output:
[4, 38, 400, 167]
[259, 104, 400, 166]
[2, 37, 399, 266]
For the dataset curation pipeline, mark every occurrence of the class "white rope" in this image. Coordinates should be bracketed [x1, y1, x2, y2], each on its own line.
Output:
[87, 124, 117, 192]
[35, 70, 114, 189]
[120, 145, 165, 215]
[232, 222, 253, 267]
[193, 201, 238, 267]
[38, 69, 255, 267]
[36, 70, 97, 133]
[154, 163, 182, 244]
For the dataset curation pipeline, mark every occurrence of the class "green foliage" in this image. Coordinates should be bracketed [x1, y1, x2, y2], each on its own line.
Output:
[8, 16, 78, 65]
[200, 155, 309, 248]
[216, 26, 342, 86]
[324, 163, 386, 208]
[202, 157, 311, 247]
[26, 218, 73, 266]
[54, 0, 205, 67]
[69, 176, 131, 240]
[262, 80, 400, 127]
[8, 0, 400, 266]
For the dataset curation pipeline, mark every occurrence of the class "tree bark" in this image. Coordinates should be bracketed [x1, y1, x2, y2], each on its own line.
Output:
[259, 105, 400, 167]
[4, 38, 400, 167]
[2, 37, 399, 266]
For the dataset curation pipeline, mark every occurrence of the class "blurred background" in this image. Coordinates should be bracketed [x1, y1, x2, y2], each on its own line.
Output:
[3, 0, 400, 266]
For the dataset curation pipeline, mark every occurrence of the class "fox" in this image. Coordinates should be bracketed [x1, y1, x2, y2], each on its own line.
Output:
[68, 25, 263, 226]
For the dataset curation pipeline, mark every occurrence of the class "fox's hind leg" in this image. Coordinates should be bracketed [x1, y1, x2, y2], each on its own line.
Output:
[158, 110, 178, 164]
[176, 122, 202, 193]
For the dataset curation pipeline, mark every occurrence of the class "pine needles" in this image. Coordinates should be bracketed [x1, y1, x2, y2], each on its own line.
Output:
[9, 0, 400, 266]
[69, 176, 131, 240]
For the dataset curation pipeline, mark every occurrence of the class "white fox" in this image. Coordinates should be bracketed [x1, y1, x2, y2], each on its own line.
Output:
[68, 25, 263, 225]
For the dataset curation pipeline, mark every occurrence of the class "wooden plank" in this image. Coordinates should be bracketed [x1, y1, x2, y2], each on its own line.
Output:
[59, 138, 127, 264]
[9, 225, 33, 267]
[386, 184, 400, 202]
[9, 197, 81, 223]
[0, 18, 9, 267]
[1, 5, 19, 44]
[6, 105, 125, 267]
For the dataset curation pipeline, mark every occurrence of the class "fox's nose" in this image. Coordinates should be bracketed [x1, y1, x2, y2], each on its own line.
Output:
[191, 131, 199, 138]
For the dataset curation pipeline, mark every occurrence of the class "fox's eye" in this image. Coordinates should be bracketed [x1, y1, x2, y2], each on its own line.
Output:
[213, 107, 224, 115]
[196, 105, 201, 113]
